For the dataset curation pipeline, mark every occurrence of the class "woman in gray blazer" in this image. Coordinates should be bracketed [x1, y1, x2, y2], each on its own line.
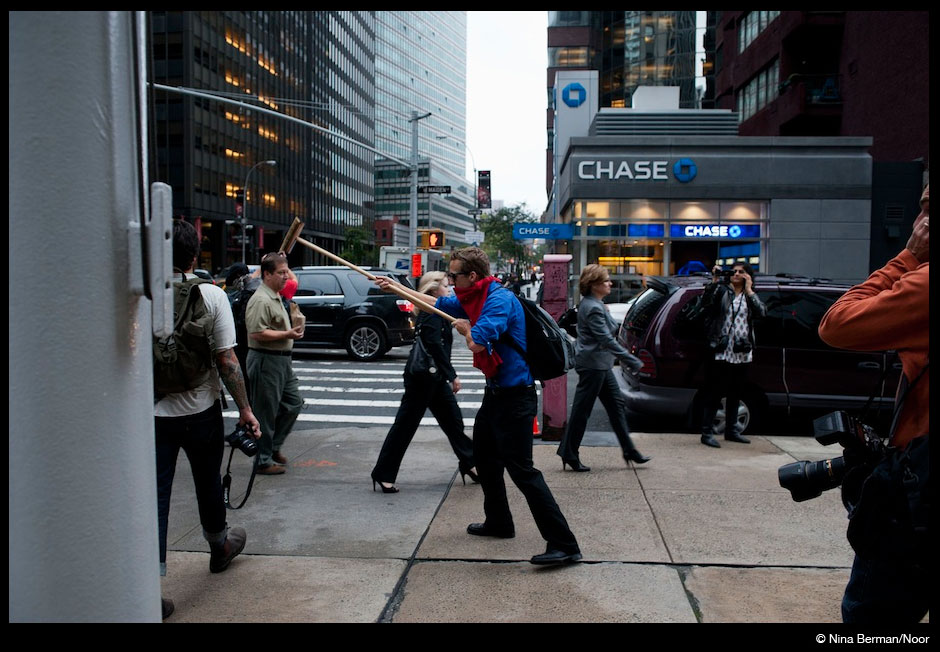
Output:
[556, 265, 651, 472]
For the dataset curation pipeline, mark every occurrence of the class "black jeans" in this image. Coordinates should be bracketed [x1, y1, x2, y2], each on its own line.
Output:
[372, 375, 474, 483]
[474, 385, 579, 554]
[155, 401, 227, 568]
[557, 367, 638, 461]
[700, 359, 749, 437]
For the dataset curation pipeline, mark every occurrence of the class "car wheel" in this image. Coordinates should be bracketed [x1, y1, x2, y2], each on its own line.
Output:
[345, 323, 386, 361]
[712, 389, 765, 436]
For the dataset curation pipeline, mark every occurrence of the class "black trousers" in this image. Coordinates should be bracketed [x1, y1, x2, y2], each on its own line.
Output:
[474, 386, 579, 554]
[155, 401, 227, 567]
[701, 359, 748, 437]
[372, 375, 474, 483]
[557, 367, 638, 461]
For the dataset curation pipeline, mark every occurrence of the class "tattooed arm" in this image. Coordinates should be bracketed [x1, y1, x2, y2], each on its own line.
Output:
[216, 347, 261, 438]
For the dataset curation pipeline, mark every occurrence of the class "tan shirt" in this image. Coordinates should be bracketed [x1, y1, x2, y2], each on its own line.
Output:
[245, 281, 293, 352]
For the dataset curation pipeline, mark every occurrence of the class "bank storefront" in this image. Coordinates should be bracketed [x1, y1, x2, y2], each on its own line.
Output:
[554, 136, 873, 300]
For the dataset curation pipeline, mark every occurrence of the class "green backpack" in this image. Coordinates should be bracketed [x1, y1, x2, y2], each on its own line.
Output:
[153, 275, 217, 396]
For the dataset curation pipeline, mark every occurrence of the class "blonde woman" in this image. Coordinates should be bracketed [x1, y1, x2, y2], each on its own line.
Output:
[557, 264, 650, 471]
[371, 271, 477, 492]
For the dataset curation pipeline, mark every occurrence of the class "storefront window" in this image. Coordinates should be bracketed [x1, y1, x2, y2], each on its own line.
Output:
[670, 201, 720, 221]
[720, 201, 764, 221]
[622, 199, 667, 220]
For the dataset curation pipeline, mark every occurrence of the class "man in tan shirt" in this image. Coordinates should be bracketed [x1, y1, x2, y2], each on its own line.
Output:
[245, 252, 305, 474]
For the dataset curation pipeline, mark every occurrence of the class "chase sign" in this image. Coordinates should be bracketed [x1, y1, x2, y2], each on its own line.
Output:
[562, 82, 586, 108]
[577, 158, 698, 183]
[513, 223, 575, 240]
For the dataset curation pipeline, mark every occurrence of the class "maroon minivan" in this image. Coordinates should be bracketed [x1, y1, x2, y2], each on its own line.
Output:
[615, 274, 902, 436]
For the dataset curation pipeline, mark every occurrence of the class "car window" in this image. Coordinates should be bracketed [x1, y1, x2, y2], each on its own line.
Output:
[623, 287, 668, 335]
[349, 273, 389, 296]
[296, 273, 342, 297]
[754, 290, 787, 348]
[767, 290, 838, 350]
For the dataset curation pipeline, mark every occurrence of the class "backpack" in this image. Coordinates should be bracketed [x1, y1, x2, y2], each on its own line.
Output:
[500, 292, 576, 383]
[229, 277, 261, 354]
[153, 275, 216, 396]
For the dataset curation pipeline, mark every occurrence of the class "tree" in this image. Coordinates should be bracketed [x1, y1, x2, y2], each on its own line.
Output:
[478, 202, 538, 276]
[340, 226, 378, 266]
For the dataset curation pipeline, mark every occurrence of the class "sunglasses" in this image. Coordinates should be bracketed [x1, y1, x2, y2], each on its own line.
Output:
[447, 271, 469, 281]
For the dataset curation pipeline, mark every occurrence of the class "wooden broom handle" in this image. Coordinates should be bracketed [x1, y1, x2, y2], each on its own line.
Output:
[291, 238, 457, 323]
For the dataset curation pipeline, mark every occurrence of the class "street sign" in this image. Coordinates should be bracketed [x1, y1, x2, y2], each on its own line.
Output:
[418, 185, 451, 194]
[467, 208, 482, 215]
[465, 230, 484, 243]
[512, 223, 575, 240]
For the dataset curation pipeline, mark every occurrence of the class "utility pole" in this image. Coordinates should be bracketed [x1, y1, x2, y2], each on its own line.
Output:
[409, 110, 432, 264]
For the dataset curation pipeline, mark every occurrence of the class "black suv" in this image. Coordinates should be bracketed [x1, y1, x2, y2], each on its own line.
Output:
[615, 273, 902, 435]
[291, 267, 416, 361]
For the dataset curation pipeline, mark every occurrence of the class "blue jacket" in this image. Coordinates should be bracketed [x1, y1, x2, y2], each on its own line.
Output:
[436, 282, 533, 388]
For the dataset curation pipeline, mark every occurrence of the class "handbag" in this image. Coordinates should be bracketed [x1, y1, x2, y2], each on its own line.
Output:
[405, 325, 438, 377]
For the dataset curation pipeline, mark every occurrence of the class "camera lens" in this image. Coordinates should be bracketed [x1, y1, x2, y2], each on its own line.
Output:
[778, 456, 846, 502]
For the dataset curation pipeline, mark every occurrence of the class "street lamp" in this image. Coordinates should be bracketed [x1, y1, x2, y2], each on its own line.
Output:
[242, 159, 277, 263]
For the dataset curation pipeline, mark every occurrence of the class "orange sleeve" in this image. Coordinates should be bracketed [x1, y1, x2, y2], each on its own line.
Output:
[818, 250, 928, 352]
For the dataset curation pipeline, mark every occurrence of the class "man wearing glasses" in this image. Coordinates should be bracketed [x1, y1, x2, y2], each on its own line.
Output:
[377, 247, 581, 566]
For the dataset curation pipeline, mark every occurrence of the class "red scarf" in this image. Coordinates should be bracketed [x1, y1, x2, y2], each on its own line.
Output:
[454, 276, 503, 378]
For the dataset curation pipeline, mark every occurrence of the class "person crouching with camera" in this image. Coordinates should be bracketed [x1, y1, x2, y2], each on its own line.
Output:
[818, 184, 929, 624]
[698, 262, 766, 448]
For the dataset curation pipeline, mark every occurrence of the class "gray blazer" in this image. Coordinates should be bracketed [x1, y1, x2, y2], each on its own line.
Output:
[574, 295, 641, 371]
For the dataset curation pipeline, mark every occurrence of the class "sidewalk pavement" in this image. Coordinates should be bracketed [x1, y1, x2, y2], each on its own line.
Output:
[158, 424, 887, 624]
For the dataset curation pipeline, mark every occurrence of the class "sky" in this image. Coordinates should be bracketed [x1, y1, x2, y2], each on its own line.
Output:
[466, 11, 548, 217]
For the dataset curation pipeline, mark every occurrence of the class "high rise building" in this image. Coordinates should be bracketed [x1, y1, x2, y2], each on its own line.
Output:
[149, 11, 376, 271]
[546, 11, 717, 196]
[373, 12, 476, 249]
[713, 10, 929, 270]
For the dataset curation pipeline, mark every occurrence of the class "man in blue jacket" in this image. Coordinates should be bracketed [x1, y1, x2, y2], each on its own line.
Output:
[379, 247, 581, 565]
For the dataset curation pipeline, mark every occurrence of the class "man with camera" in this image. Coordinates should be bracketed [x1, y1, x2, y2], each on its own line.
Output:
[245, 252, 305, 475]
[817, 184, 929, 624]
[155, 220, 261, 619]
[698, 262, 767, 448]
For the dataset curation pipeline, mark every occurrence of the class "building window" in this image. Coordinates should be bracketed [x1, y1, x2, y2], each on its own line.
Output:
[738, 10, 779, 53]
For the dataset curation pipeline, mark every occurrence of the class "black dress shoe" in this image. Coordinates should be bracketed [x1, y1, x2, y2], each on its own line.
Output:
[466, 522, 515, 538]
[530, 548, 582, 565]
[562, 458, 591, 472]
[700, 434, 721, 448]
[725, 432, 751, 444]
[624, 450, 651, 464]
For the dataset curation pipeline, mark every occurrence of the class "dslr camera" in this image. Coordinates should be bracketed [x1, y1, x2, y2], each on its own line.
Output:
[717, 269, 734, 284]
[225, 423, 258, 457]
[778, 411, 886, 503]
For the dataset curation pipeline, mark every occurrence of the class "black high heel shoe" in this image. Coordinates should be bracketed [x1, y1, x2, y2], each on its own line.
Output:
[460, 468, 480, 485]
[624, 450, 651, 465]
[562, 458, 591, 472]
[372, 477, 399, 493]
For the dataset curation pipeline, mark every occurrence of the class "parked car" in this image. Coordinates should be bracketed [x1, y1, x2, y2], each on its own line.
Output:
[291, 267, 416, 361]
[615, 273, 902, 436]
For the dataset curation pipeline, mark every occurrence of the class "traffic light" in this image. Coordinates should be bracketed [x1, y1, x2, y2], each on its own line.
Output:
[419, 228, 445, 249]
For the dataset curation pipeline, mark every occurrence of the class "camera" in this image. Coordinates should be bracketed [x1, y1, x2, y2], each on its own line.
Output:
[732, 337, 752, 353]
[717, 269, 733, 284]
[778, 411, 886, 503]
[225, 423, 258, 457]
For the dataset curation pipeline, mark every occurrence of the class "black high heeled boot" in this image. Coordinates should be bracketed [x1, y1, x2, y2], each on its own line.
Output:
[624, 449, 651, 464]
[562, 458, 591, 472]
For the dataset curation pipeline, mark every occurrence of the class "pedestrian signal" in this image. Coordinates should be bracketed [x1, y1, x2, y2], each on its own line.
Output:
[420, 229, 445, 249]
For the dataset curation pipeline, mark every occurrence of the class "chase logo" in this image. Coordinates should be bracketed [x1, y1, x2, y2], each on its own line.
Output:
[562, 82, 586, 108]
[673, 158, 697, 183]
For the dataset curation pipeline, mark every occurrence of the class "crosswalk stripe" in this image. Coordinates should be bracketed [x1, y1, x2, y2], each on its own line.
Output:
[298, 385, 487, 395]
[303, 398, 483, 408]
[223, 410, 476, 427]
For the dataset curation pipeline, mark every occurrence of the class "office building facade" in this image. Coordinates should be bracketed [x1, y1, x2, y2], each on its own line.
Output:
[149, 11, 376, 272]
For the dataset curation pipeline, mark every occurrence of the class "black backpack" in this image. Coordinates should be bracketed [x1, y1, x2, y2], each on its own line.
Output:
[501, 291, 575, 383]
[229, 277, 261, 353]
[153, 275, 216, 396]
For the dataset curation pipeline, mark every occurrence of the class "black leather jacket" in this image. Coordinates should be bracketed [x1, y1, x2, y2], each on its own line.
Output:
[702, 281, 767, 350]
